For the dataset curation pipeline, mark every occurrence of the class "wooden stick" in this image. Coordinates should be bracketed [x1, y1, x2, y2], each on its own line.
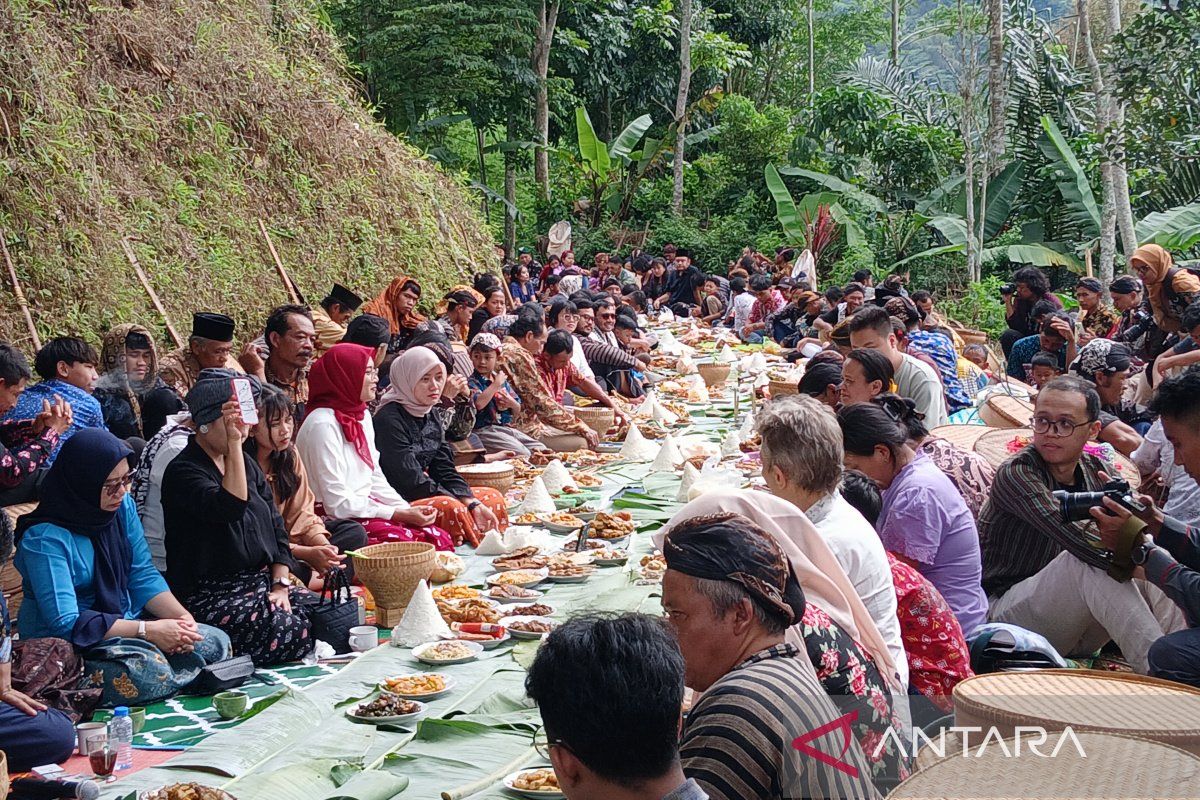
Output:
[120, 237, 184, 349]
[257, 218, 303, 305]
[1085, 246, 1094, 278]
[0, 233, 41, 350]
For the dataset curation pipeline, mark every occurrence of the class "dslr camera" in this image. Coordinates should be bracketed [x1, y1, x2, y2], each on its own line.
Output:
[1114, 309, 1154, 343]
[1053, 479, 1146, 523]
[1000, 283, 1016, 296]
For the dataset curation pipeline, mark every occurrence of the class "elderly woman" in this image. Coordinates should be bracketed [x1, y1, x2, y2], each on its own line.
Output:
[374, 348, 509, 547]
[362, 274, 426, 354]
[1074, 277, 1120, 344]
[839, 348, 894, 406]
[18, 429, 231, 703]
[95, 324, 183, 441]
[295, 344, 451, 550]
[162, 370, 314, 666]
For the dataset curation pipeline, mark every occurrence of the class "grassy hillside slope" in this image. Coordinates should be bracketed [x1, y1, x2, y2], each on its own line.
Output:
[0, 0, 493, 350]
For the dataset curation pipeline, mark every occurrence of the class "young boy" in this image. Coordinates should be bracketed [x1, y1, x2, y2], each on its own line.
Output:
[692, 276, 726, 325]
[2, 336, 105, 463]
[725, 276, 756, 333]
[1027, 350, 1063, 390]
[467, 333, 545, 457]
[0, 343, 72, 506]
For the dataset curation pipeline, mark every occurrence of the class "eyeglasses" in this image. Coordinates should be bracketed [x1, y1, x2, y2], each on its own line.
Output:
[102, 475, 133, 496]
[533, 729, 571, 761]
[1031, 416, 1094, 437]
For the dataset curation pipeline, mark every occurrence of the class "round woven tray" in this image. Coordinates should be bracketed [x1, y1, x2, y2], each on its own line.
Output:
[572, 406, 615, 435]
[957, 327, 988, 346]
[930, 424, 996, 452]
[697, 362, 731, 387]
[768, 378, 798, 397]
[351, 541, 435, 612]
[457, 464, 515, 493]
[894, 730, 1200, 797]
[971, 428, 1142, 490]
[952, 669, 1200, 755]
[980, 393, 1035, 428]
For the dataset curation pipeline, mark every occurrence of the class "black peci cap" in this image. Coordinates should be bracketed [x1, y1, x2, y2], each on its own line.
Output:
[191, 312, 235, 342]
[329, 283, 363, 311]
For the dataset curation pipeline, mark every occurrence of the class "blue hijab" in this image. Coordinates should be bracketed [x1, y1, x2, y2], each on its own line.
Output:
[17, 429, 134, 649]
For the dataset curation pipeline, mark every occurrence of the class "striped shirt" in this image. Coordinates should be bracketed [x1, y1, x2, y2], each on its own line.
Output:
[680, 643, 881, 800]
[978, 445, 1113, 597]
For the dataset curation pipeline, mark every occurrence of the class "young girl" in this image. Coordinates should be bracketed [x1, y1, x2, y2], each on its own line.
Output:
[467, 334, 546, 456]
[692, 277, 726, 325]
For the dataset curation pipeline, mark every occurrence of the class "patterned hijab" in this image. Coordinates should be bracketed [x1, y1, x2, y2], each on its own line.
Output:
[362, 275, 426, 334]
[305, 343, 375, 466]
[97, 323, 160, 435]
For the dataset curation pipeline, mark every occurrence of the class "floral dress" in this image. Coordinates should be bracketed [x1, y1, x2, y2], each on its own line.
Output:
[800, 603, 910, 789]
[918, 437, 996, 522]
[887, 553, 974, 712]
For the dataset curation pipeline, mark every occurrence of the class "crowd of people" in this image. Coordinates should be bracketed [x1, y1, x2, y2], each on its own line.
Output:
[0, 241, 1198, 800]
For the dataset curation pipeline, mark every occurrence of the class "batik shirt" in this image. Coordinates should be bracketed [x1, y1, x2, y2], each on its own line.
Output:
[905, 329, 970, 412]
[2, 380, 105, 463]
[499, 339, 590, 439]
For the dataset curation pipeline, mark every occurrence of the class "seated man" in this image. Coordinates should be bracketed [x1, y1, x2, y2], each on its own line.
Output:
[662, 514, 883, 800]
[159, 312, 242, 396]
[848, 306, 948, 428]
[739, 274, 784, 343]
[95, 324, 183, 441]
[0, 343, 71, 507]
[1007, 309, 1076, 381]
[575, 301, 649, 398]
[239, 305, 316, 422]
[538, 330, 627, 419]
[310, 283, 363, 357]
[885, 297, 970, 414]
[3, 336, 105, 464]
[1068, 338, 1147, 455]
[979, 376, 1184, 673]
[658, 249, 704, 317]
[1093, 367, 1200, 685]
[814, 281, 867, 333]
[525, 613, 705, 800]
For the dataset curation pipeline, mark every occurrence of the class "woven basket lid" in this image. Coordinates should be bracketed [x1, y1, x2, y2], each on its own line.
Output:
[891, 730, 1200, 798]
[972, 428, 1033, 469]
[982, 393, 1035, 427]
[930, 424, 996, 451]
[953, 670, 1200, 745]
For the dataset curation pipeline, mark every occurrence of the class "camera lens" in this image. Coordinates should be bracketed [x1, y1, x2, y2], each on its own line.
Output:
[1053, 489, 1107, 522]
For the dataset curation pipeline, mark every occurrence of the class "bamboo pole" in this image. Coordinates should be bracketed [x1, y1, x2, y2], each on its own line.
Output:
[120, 237, 184, 349]
[257, 218, 303, 305]
[0, 233, 40, 350]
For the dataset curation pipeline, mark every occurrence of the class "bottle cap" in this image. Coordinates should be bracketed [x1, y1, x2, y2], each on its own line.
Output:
[114, 706, 129, 716]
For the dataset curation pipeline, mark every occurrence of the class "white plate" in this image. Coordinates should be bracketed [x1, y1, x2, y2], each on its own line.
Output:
[505, 603, 557, 618]
[345, 696, 425, 725]
[412, 640, 484, 665]
[503, 768, 564, 798]
[476, 631, 512, 650]
[486, 567, 549, 588]
[377, 674, 455, 700]
[592, 552, 629, 566]
[486, 586, 546, 603]
[499, 615, 559, 640]
[535, 515, 584, 534]
[545, 570, 593, 583]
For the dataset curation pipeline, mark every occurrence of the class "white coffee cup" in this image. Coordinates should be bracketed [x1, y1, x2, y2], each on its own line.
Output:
[76, 721, 107, 755]
[349, 625, 379, 652]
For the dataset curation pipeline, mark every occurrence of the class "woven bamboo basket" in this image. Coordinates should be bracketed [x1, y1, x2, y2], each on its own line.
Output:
[456, 464, 515, 493]
[0, 750, 7, 800]
[957, 327, 988, 347]
[572, 406, 615, 436]
[768, 378, 798, 397]
[351, 541, 435, 626]
[697, 362, 731, 387]
[952, 670, 1200, 756]
[894, 730, 1200, 797]
[929, 424, 996, 452]
[979, 393, 1034, 428]
[972, 428, 1142, 490]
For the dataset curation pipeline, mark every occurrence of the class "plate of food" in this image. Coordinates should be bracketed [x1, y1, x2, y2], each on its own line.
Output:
[504, 767, 563, 798]
[486, 584, 545, 603]
[536, 511, 584, 533]
[379, 673, 454, 699]
[486, 567, 549, 588]
[431, 584, 481, 602]
[500, 616, 559, 640]
[492, 546, 550, 572]
[437, 597, 502, 625]
[508, 602, 555, 618]
[591, 510, 636, 540]
[545, 561, 595, 583]
[346, 693, 425, 724]
[574, 473, 603, 489]
[638, 552, 667, 582]
[590, 547, 628, 566]
[558, 538, 606, 553]
[412, 640, 483, 665]
[140, 785, 237, 800]
[514, 512, 542, 525]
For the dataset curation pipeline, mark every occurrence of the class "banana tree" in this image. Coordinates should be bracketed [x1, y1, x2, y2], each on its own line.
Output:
[572, 108, 652, 226]
[764, 165, 854, 274]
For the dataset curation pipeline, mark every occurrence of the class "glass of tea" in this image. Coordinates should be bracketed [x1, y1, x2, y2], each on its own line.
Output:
[89, 745, 116, 777]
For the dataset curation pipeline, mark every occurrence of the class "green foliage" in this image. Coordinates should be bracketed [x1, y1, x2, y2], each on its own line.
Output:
[942, 276, 1007, 340]
[712, 95, 791, 191]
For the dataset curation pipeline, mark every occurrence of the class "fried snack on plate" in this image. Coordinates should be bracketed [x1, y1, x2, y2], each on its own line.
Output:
[431, 584, 480, 601]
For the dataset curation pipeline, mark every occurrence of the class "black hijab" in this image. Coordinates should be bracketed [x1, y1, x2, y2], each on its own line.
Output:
[17, 428, 135, 649]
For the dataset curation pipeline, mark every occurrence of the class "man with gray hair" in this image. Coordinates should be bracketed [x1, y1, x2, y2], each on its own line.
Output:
[757, 394, 908, 688]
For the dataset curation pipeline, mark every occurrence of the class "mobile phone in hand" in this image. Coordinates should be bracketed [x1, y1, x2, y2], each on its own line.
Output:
[231, 377, 259, 425]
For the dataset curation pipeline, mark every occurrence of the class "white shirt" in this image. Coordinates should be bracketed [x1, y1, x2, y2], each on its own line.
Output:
[1133, 420, 1200, 525]
[566, 330, 595, 380]
[806, 492, 909, 688]
[895, 353, 949, 428]
[136, 412, 192, 571]
[731, 293, 756, 333]
[295, 407, 410, 521]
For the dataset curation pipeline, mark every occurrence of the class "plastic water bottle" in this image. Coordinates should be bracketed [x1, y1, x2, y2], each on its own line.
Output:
[108, 706, 134, 770]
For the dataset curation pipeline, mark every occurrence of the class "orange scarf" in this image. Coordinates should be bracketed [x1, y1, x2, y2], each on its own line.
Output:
[362, 275, 426, 334]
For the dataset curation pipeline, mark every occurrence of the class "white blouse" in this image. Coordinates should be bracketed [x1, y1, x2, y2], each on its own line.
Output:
[294, 407, 409, 521]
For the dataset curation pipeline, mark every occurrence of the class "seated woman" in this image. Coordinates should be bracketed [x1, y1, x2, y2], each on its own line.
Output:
[500, 307, 600, 452]
[95, 324, 183, 441]
[509, 263, 537, 305]
[840, 470, 973, 716]
[375, 348, 509, 547]
[871, 393, 995, 522]
[839, 347, 894, 406]
[469, 285, 509, 344]
[16, 429, 231, 705]
[837, 402, 988, 637]
[247, 385, 367, 588]
[797, 360, 842, 408]
[161, 371, 312, 667]
[295, 344, 451, 550]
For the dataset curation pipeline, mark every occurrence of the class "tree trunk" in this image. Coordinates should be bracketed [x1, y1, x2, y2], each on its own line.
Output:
[1078, 0, 1115, 283]
[504, 113, 517, 256]
[807, 0, 816, 106]
[1102, 0, 1137, 259]
[984, 0, 1006, 172]
[476, 125, 490, 224]
[671, 0, 693, 216]
[532, 0, 559, 202]
[959, 0, 980, 283]
[891, 0, 900, 65]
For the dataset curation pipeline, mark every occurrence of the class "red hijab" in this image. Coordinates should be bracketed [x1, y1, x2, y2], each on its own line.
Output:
[307, 343, 374, 466]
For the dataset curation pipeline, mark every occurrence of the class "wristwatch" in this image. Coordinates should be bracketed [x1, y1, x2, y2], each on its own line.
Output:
[1131, 538, 1156, 566]
[137, 620, 147, 640]
[467, 500, 482, 512]
[271, 577, 290, 591]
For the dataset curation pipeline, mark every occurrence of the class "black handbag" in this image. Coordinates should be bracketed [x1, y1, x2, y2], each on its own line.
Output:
[307, 568, 357, 654]
[184, 654, 255, 695]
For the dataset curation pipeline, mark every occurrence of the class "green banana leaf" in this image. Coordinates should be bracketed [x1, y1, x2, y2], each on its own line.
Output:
[575, 107, 610, 179]
[927, 214, 970, 246]
[1038, 115, 1100, 238]
[777, 166, 889, 213]
[889, 243, 966, 269]
[979, 161, 1024, 240]
[829, 201, 865, 248]
[991, 243, 1082, 271]
[765, 163, 805, 243]
[1136, 202, 1200, 250]
[608, 113, 653, 163]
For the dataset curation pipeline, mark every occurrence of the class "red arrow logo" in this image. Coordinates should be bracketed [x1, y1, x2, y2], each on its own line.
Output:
[791, 710, 860, 778]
